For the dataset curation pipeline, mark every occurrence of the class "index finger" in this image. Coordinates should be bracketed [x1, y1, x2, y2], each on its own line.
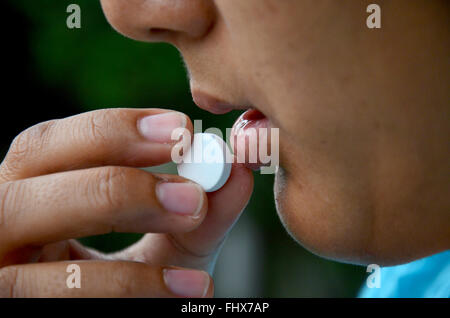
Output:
[0, 108, 192, 182]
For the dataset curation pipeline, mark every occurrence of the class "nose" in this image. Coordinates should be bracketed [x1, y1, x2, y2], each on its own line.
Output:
[100, 0, 215, 43]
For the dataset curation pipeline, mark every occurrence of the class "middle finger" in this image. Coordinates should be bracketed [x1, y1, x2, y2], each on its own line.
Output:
[0, 166, 207, 255]
[0, 108, 192, 182]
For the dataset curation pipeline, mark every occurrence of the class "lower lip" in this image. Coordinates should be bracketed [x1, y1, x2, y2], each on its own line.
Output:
[231, 109, 272, 171]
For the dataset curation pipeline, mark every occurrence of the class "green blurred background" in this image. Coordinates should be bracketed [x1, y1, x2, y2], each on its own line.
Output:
[1, 0, 367, 297]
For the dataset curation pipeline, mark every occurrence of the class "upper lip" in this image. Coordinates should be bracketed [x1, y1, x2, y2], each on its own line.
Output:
[192, 90, 249, 115]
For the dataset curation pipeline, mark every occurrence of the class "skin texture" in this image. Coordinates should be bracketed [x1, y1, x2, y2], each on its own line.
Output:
[0, 0, 448, 298]
[0, 108, 253, 297]
[100, 0, 450, 265]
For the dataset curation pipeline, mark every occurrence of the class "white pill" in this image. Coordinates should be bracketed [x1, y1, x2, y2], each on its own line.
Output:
[177, 133, 232, 192]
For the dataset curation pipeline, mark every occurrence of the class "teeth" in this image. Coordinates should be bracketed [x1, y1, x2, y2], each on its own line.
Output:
[242, 108, 266, 121]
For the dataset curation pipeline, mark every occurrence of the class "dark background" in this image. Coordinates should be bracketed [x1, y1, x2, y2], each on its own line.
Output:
[1, 0, 366, 297]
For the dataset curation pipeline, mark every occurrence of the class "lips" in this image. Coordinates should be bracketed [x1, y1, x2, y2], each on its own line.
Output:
[231, 109, 273, 171]
[192, 91, 273, 171]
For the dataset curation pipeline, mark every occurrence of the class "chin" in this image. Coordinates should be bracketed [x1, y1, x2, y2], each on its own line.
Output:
[273, 166, 410, 266]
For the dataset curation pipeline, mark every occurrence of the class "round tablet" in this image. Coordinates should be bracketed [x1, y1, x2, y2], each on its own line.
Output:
[177, 133, 232, 192]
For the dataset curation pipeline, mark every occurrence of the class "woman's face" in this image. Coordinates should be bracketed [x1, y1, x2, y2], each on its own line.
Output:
[101, 0, 450, 265]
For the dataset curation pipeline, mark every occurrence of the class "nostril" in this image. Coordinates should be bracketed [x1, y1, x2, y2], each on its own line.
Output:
[148, 27, 174, 41]
[101, 0, 216, 42]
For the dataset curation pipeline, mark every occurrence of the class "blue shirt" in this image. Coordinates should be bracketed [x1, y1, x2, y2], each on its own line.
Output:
[359, 250, 450, 298]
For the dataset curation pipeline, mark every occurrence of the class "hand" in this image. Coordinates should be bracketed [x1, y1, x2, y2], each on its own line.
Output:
[0, 108, 253, 297]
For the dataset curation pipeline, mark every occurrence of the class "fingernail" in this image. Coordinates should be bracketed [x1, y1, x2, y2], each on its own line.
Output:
[156, 182, 203, 216]
[163, 269, 210, 298]
[138, 112, 186, 143]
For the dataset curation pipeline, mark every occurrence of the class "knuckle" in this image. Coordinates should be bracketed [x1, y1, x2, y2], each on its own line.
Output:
[110, 263, 148, 297]
[0, 183, 10, 230]
[86, 112, 108, 145]
[0, 266, 20, 298]
[80, 109, 125, 147]
[2, 121, 57, 177]
[90, 167, 136, 214]
[0, 182, 20, 233]
[112, 267, 137, 296]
